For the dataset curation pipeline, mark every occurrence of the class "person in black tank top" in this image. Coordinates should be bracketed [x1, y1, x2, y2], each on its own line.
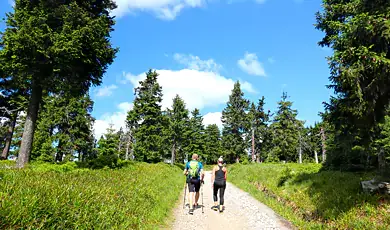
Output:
[211, 157, 227, 212]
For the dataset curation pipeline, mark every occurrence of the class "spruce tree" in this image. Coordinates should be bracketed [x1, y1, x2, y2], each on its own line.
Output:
[221, 81, 250, 163]
[248, 96, 270, 163]
[126, 70, 165, 162]
[0, 80, 27, 159]
[269, 92, 303, 162]
[167, 95, 189, 165]
[185, 108, 205, 159]
[0, 0, 118, 168]
[204, 124, 222, 164]
[32, 94, 95, 162]
[316, 0, 390, 169]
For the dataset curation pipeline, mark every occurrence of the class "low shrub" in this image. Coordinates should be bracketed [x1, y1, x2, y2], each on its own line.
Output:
[229, 163, 390, 229]
[0, 162, 183, 229]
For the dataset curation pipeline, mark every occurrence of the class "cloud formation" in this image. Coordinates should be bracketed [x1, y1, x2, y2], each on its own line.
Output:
[94, 84, 118, 97]
[93, 102, 133, 139]
[203, 112, 223, 129]
[238, 52, 266, 77]
[94, 53, 255, 139]
[124, 68, 255, 111]
[112, 0, 206, 20]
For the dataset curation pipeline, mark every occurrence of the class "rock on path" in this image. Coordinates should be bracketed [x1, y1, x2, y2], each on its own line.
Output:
[171, 171, 294, 230]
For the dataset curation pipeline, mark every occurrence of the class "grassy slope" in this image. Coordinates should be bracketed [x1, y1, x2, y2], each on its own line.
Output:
[229, 163, 390, 230]
[0, 162, 184, 229]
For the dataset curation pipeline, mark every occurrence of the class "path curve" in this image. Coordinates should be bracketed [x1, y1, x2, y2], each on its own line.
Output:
[171, 171, 294, 230]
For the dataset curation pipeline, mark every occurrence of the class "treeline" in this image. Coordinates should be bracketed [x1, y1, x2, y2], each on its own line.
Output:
[123, 69, 326, 165]
[1, 0, 390, 173]
[1, 67, 327, 166]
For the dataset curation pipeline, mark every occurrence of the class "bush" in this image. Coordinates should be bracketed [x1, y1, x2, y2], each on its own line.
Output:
[0, 162, 183, 229]
[229, 163, 390, 229]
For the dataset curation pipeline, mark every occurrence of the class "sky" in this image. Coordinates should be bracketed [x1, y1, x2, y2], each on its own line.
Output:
[0, 0, 333, 139]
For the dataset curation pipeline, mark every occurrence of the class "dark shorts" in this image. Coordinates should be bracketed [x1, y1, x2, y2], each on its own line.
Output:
[188, 178, 201, 193]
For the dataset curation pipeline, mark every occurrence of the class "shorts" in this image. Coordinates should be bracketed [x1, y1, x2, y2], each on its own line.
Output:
[188, 178, 201, 193]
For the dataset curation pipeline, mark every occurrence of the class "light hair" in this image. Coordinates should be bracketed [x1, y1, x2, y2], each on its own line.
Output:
[192, 154, 198, 160]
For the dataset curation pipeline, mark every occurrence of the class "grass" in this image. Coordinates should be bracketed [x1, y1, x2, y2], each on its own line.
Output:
[0, 162, 184, 229]
[229, 163, 390, 229]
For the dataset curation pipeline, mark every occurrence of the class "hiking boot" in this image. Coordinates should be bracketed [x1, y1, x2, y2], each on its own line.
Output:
[189, 208, 194, 215]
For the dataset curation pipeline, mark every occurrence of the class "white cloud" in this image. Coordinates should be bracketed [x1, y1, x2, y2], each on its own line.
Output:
[203, 112, 222, 130]
[94, 84, 118, 97]
[93, 102, 133, 139]
[124, 69, 255, 111]
[268, 57, 275, 64]
[112, 0, 205, 20]
[237, 52, 266, 77]
[173, 53, 222, 73]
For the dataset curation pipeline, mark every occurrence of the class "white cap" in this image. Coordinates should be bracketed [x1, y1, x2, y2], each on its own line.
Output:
[218, 156, 223, 162]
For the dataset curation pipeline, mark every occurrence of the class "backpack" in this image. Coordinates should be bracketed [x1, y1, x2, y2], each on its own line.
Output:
[188, 160, 200, 178]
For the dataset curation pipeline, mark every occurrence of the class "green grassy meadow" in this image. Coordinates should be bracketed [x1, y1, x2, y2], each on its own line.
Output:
[229, 163, 390, 229]
[0, 161, 184, 229]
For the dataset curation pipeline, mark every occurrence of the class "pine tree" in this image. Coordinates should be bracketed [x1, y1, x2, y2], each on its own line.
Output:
[204, 124, 222, 164]
[167, 95, 189, 165]
[0, 0, 118, 168]
[269, 92, 303, 162]
[221, 81, 250, 163]
[126, 70, 165, 162]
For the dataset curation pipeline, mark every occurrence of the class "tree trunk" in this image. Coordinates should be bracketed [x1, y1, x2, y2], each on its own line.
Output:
[16, 84, 42, 168]
[118, 131, 122, 158]
[56, 140, 64, 162]
[378, 147, 386, 177]
[256, 153, 260, 163]
[314, 150, 319, 164]
[251, 128, 255, 162]
[125, 137, 130, 160]
[1, 111, 18, 160]
[299, 145, 302, 164]
[298, 132, 302, 164]
[320, 127, 326, 163]
[171, 141, 176, 166]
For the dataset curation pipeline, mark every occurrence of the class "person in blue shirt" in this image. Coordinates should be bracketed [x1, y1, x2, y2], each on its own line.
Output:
[183, 153, 204, 214]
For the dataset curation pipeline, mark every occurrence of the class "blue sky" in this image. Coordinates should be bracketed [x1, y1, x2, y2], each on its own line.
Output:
[1, 0, 333, 138]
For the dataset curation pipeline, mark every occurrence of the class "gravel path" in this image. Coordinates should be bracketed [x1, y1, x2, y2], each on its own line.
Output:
[171, 171, 294, 230]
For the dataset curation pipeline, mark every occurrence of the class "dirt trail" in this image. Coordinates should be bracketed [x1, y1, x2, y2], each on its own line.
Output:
[171, 171, 293, 230]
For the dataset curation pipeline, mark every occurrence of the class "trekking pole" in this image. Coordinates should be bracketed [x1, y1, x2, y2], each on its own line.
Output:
[202, 181, 204, 213]
[183, 179, 187, 209]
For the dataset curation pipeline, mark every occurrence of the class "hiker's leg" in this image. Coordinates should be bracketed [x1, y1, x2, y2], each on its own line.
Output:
[194, 180, 201, 205]
[188, 181, 195, 210]
[220, 182, 226, 206]
[213, 182, 219, 205]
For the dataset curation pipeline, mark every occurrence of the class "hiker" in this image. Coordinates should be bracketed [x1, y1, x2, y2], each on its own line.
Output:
[183, 153, 204, 214]
[211, 156, 227, 212]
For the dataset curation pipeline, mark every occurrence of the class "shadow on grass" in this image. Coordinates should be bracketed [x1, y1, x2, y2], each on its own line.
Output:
[288, 169, 386, 221]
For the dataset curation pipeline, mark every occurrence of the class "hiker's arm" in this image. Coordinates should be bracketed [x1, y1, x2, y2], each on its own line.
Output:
[224, 167, 228, 180]
[183, 163, 189, 175]
[211, 166, 215, 184]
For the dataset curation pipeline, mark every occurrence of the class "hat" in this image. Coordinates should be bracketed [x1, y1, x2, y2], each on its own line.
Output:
[218, 156, 223, 162]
